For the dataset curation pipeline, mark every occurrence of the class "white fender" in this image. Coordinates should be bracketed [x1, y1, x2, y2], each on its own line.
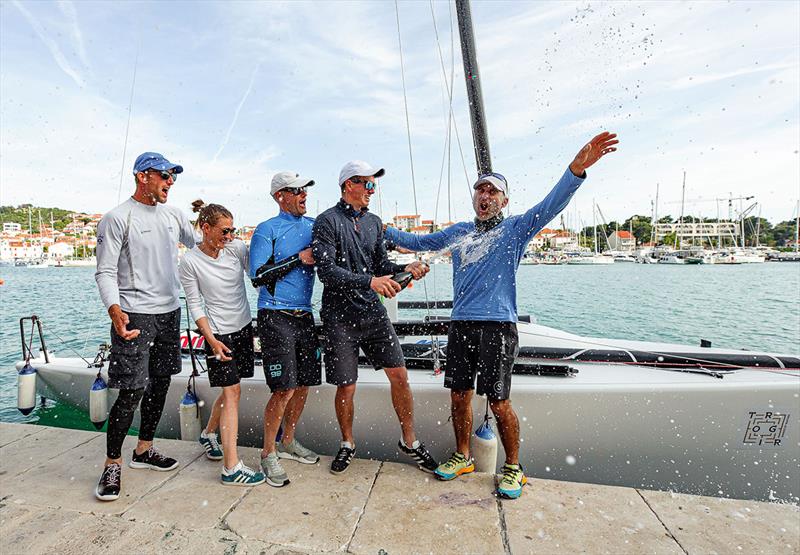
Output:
[89, 376, 109, 430]
[179, 390, 202, 441]
[17, 362, 37, 415]
[472, 420, 498, 473]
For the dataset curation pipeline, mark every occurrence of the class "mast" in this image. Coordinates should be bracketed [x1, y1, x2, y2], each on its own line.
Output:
[455, 0, 492, 176]
[653, 183, 659, 246]
[755, 204, 761, 248]
[593, 199, 598, 255]
[676, 171, 685, 250]
[796, 200, 799, 254]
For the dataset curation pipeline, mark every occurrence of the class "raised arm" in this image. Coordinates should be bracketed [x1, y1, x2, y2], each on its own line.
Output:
[514, 131, 619, 240]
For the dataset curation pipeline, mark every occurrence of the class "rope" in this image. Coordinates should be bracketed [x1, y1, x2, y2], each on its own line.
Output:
[116, 38, 140, 204]
[44, 325, 93, 366]
[516, 326, 788, 373]
[23, 319, 36, 364]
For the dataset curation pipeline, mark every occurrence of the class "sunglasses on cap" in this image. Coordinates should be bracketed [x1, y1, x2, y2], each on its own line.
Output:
[146, 169, 178, 182]
[477, 171, 507, 184]
[350, 177, 376, 191]
[281, 186, 308, 196]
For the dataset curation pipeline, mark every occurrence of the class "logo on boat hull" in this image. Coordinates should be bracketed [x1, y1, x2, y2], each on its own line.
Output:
[743, 411, 789, 446]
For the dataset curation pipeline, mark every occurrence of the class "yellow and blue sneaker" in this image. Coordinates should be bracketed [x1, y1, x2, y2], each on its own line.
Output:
[434, 451, 475, 481]
[496, 463, 527, 499]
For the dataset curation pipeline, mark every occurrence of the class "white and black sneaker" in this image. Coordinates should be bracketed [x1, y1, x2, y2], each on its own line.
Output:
[398, 439, 438, 473]
[330, 442, 355, 474]
[129, 446, 179, 471]
[95, 463, 122, 501]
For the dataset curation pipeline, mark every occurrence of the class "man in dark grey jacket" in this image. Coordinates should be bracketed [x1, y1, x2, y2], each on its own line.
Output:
[312, 160, 437, 475]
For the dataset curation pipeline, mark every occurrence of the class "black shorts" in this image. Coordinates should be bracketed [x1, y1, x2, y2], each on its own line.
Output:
[444, 320, 519, 400]
[108, 308, 182, 390]
[204, 323, 255, 388]
[258, 309, 321, 393]
[323, 314, 405, 386]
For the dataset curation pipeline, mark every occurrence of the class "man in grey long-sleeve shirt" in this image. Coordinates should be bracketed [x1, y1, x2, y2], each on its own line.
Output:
[311, 160, 438, 476]
[93, 152, 195, 502]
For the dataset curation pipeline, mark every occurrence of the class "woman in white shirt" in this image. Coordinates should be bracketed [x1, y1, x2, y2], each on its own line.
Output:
[179, 202, 264, 486]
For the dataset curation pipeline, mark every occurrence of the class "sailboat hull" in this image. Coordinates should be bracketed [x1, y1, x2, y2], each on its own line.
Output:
[20, 321, 799, 503]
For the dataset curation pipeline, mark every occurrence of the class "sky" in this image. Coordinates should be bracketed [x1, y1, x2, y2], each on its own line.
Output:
[1, 1, 798, 229]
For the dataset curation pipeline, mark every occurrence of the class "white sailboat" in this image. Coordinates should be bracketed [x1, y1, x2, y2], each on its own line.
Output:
[567, 200, 614, 264]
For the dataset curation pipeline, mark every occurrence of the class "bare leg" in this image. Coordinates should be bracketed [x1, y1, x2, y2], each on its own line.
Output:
[490, 398, 520, 465]
[384, 366, 416, 446]
[281, 386, 309, 445]
[262, 389, 294, 457]
[451, 389, 474, 458]
[334, 384, 357, 444]
[204, 393, 224, 435]
[219, 384, 241, 469]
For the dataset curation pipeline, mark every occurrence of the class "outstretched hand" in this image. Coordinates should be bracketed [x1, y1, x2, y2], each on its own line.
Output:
[569, 132, 618, 176]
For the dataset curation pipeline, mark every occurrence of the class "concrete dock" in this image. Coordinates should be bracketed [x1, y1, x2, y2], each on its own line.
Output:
[0, 422, 797, 554]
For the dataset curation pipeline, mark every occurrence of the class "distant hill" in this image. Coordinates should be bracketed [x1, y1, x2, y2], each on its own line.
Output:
[0, 205, 78, 233]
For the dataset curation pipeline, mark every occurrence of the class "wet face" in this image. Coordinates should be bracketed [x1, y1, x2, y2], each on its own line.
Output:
[275, 187, 309, 216]
[201, 216, 235, 250]
[137, 169, 176, 205]
[473, 182, 508, 220]
[343, 176, 376, 210]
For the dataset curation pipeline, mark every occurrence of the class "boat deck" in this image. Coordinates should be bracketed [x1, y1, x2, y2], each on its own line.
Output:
[1, 422, 797, 554]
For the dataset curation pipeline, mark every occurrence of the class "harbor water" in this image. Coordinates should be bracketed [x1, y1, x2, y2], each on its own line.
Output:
[1, 263, 798, 426]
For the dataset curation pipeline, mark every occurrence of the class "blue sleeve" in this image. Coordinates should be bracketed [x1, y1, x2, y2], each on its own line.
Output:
[249, 226, 273, 278]
[385, 226, 458, 252]
[511, 167, 584, 242]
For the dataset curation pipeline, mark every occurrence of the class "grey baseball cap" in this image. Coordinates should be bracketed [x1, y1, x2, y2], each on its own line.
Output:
[270, 171, 315, 195]
[338, 160, 385, 187]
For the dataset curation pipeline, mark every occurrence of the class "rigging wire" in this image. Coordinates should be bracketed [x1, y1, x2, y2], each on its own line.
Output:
[116, 38, 140, 204]
[394, 0, 420, 218]
[429, 0, 473, 197]
[395, 0, 442, 369]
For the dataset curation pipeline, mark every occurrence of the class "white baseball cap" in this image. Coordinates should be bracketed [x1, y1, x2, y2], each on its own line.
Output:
[338, 160, 385, 187]
[270, 171, 315, 196]
[473, 172, 509, 196]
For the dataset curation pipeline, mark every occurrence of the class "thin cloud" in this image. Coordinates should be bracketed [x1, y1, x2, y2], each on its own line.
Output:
[212, 63, 260, 163]
[12, 0, 86, 88]
[56, 0, 90, 70]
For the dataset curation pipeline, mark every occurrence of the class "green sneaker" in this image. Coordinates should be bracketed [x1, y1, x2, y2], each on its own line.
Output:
[260, 452, 290, 487]
[434, 452, 475, 481]
[496, 463, 527, 499]
[276, 438, 320, 465]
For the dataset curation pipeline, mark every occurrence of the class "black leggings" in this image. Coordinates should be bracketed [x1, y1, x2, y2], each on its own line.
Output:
[106, 376, 171, 459]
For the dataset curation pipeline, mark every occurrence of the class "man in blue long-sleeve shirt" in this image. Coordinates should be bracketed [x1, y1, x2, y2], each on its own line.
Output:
[249, 171, 322, 487]
[312, 160, 438, 476]
[385, 132, 619, 499]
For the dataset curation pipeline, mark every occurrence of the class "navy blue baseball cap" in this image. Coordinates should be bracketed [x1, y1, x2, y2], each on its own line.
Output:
[132, 152, 184, 175]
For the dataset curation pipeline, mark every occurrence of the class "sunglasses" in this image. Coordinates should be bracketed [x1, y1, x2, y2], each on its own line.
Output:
[220, 227, 237, 236]
[146, 169, 177, 182]
[281, 186, 308, 196]
[350, 178, 376, 191]
[477, 171, 507, 184]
